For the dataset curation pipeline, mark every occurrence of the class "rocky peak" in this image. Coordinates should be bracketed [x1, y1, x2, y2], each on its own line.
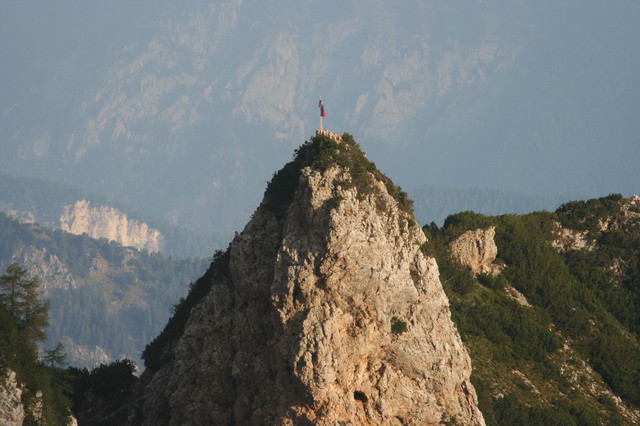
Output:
[552, 223, 593, 252]
[600, 194, 640, 231]
[0, 370, 76, 426]
[137, 134, 484, 425]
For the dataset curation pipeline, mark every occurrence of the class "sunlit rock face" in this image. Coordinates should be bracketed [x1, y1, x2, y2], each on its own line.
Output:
[0, 370, 25, 426]
[141, 158, 484, 425]
[449, 226, 501, 276]
[60, 200, 163, 253]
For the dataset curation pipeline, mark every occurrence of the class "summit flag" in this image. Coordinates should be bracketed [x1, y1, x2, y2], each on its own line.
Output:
[318, 99, 326, 117]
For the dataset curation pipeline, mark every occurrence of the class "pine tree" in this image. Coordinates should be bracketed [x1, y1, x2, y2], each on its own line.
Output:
[20, 274, 49, 342]
[0, 261, 25, 315]
[0, 261, 50, 343]
[44, 342, 67, 368]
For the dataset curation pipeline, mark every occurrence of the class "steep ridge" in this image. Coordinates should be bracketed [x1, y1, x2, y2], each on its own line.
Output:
[136, 133, 484, 425]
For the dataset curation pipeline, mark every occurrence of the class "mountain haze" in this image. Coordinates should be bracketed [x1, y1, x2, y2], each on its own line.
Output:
[412, 185, 572, 226]
[1, 1, 637, 236]
[0, 173, 224, 258]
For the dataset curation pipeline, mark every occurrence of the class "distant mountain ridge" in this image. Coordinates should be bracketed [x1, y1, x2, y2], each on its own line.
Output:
[1, 1, 637, 236]
[0, 173, 224, 258]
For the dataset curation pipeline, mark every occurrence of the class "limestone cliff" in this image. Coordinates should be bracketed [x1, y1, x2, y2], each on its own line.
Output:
[137, 134, 484, 425]
[0, 370, 77, 426]
[60, 200, 163, 253]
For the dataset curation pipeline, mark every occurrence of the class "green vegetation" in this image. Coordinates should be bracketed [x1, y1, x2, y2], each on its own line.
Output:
[68, 358, 138, 422]
[0, 263, 72, 424]
[326, 195, 344, 211]
[423, 195, 640, 424]
[556, 194, 625, 233]
[391, 317, 408, 335]
[43, 342, 67, 368]
[264, 133, 414, 220]
[442, 210, 496, 236]
[0, 262, 50, 343]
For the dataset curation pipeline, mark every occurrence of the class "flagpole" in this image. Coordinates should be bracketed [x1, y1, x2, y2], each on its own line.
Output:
[319, 98, 325, 132]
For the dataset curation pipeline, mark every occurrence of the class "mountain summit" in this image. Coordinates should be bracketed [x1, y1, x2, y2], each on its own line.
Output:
[134, 133, 484, 424]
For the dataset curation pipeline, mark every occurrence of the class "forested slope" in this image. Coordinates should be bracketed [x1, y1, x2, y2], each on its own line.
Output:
[424, 194, 640, 425]
[0, 212, 208, 367]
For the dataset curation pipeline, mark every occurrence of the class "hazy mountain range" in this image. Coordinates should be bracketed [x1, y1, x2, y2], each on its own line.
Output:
[1, 1, 638, 237]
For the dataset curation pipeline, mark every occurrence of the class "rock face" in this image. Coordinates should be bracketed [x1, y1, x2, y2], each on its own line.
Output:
[16, 246, 77, 294]
[552, 224, 593, 252]
[139, 142, 484, 424]
[449, 227, 500, 275]
[0, 370, 25, 426]
[60, 200, 163, 253]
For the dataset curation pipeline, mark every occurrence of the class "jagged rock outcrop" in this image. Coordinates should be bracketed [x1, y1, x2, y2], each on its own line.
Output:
[15, 246, 77, 294]
[5, 209, 36, 224]
[552, 224, 593, 252]
[0, 370, 25, 426]
[0, 371, 76, 426]
[60, 200, 163, 253]
[449, 227, 501, 276]
[138, 137, 484, 425]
